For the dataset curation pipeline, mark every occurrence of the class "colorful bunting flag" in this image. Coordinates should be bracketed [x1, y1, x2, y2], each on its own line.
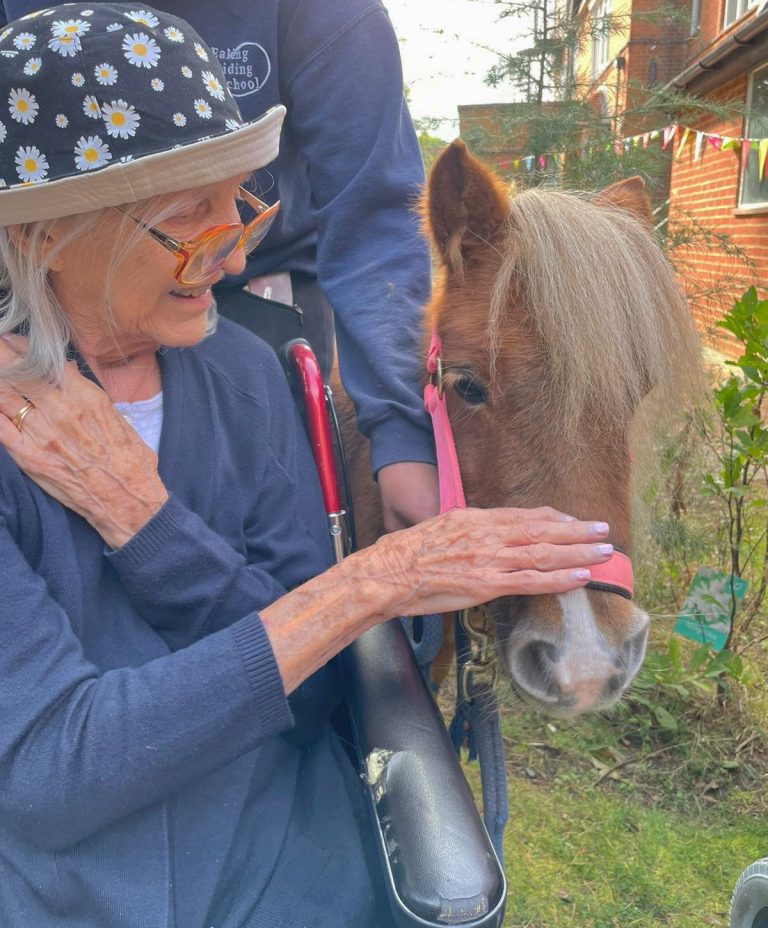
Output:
[676, 127, 691, 159]
[693, 131, 704, 162]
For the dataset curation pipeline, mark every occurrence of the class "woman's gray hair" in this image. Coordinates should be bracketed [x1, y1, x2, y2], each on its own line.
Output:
[0, 186, 220, 387]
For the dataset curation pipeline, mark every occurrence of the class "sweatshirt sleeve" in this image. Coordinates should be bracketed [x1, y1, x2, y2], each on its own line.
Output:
[280, 0, 436, 475]
[0, 519, 293, 851]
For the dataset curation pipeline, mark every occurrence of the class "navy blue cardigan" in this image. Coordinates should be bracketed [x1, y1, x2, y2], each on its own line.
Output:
[0, 319, 378, 927]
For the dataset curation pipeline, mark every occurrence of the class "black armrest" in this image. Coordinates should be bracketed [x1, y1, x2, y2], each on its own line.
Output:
[341, 620, 506, 928]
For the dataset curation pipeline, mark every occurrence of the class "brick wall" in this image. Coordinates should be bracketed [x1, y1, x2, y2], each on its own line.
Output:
[668, 75, 762, 354]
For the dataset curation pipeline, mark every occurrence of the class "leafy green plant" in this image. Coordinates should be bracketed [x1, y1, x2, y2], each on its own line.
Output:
[624, 637, 744, 736]
[702, 287, 768, 649]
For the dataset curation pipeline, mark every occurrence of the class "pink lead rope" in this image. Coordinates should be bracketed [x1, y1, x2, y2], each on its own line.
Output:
[423, 330, 634, 599]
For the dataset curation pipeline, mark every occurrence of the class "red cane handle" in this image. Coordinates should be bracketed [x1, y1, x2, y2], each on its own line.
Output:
[284, 340, 341, 514]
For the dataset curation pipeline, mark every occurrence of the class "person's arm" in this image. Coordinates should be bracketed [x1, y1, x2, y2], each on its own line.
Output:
[0, 518, 294, 850]
[279, 1, 435, 478]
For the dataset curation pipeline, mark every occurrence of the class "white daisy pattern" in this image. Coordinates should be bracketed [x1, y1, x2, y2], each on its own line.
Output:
[74, 134, 111, 171]
[172, 112, 186, 126]
[163, 26, 184, 43]
[150, 78, 164, 91]
[122, 32, 160, 68]
[0, 51, 19, 59]
[23, 57, 42, 75]
[201, 70, 225, 101]
[8, 88, 38, 125]
[81, 10, 94, 16]
[71, 71, 85, 86]
[124, 10, 159, 28]
[83, 94, 101, 119]
[193, 42, 209, 62]
[55, 113, 68, 128]
[0, 28, 12, 41]
[193, 98, 212, 119]
[106, 23, 124, 32]
[13, 32, 36, 50]
[15, 144, 48, 183]
[51, 18, 91, 39]
[0, 180, 6, 188]
[48, 35, 80, 57]
[102, 99, 140, 139]
[180, 65, 192, 78]
[225, 118, 241, 131]
[94, 62, 118, 85]
[0, 120, 6, 143]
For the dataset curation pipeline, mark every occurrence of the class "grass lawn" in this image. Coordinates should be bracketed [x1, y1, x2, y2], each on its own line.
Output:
[458, 688, 768, 928]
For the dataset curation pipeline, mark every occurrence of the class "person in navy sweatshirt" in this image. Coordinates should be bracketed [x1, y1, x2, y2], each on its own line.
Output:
[0, 0, 443, 536]
[0, 5, 614, 926]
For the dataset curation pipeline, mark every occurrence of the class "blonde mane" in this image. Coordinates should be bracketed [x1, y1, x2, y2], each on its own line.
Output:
[488, 187, 701, 443]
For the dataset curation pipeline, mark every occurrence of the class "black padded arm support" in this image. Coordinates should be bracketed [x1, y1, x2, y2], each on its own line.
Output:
[341, 621, 506, 928]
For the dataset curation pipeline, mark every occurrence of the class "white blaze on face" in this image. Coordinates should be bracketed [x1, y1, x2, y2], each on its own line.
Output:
[554, 588, 648, 714]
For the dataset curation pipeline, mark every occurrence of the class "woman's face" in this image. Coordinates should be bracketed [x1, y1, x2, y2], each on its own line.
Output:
[47, 175, 247, 360]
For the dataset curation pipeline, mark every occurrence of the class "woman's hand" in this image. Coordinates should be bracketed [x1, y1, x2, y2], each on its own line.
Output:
[0, 339, 168, 549]
[261, 506, 614, 694]
[357, 506, 613, 617]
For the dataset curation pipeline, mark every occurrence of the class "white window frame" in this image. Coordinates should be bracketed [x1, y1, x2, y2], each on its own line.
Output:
[591, 0, 612, 79]
[724, 0, 759, 29]
[739, 63, 768, 208]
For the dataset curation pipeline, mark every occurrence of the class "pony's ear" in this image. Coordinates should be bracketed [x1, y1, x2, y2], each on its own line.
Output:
[594, 176, 652, 226]
[425, 139, 509, 274]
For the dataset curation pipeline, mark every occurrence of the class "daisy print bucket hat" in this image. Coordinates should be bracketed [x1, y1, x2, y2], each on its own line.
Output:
[0, 2, 285, 225]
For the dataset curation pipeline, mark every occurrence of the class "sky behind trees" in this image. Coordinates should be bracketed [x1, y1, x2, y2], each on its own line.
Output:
[384, 0, 525, 134]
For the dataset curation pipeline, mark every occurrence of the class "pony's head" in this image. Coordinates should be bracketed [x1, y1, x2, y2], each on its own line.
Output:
[424, 141, 700, 716]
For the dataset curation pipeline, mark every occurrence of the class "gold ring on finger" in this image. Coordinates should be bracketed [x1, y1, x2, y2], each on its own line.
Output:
[10, 401, 35, 432]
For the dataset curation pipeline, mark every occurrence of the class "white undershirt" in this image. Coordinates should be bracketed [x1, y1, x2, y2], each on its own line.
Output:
[113, 391, 164, 454]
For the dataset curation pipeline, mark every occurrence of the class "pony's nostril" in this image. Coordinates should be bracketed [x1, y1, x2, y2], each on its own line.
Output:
[622, 621, 649, 682]
[605, 674, 623, 697]
[513, 641, 561, 703]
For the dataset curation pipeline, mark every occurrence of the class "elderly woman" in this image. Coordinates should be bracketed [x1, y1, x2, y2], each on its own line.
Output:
[0, 5, 613, 927]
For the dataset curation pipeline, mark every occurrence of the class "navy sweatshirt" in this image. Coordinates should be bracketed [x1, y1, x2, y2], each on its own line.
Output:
[0, 0, 436, 476]
[0, 319, 378, 927]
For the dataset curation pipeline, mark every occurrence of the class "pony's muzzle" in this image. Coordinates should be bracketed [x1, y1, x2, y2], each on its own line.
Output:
[508, 607, 649, 716]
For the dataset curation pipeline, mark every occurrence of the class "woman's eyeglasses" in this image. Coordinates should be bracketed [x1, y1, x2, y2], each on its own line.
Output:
[117, 187, 280, 286]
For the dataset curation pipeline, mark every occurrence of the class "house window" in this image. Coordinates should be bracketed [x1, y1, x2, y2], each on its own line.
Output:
[740, 64, 768, 207]
[724, 0, 758, 29]
[591, 0, 612, 78]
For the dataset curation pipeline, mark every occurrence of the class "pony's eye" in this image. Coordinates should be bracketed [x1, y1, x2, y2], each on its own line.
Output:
[453, 375, 487, 405]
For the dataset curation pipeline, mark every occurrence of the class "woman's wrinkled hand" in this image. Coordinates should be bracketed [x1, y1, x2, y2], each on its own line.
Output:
[350, 506, 614, 620]
[0, 337, 167, 549]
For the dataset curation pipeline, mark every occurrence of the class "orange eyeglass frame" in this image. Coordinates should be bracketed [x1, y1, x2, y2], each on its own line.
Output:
[117, 187, 280, 286]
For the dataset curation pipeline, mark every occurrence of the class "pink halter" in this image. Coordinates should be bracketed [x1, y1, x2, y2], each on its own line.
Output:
[423, 330, 634, 599]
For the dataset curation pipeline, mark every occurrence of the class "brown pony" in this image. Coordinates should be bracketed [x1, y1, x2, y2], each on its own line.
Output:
[340, 140, 700, 717]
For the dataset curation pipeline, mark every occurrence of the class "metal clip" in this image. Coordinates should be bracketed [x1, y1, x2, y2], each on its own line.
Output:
[431, 354, 444, 397]
[457, 606, 497, 702]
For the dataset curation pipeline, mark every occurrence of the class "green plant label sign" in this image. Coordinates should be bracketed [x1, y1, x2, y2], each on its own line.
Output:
[673, 567, 748, 651]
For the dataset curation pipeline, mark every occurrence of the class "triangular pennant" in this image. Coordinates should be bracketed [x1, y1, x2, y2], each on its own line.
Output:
[513, 158, 520, 170]
[721, 137, 739, 152]
[707, 134, 723, 151]
[694, 131, 705, 162]
[642, 132, 650, 148]
[741, 138, 751, 179]
[662, 124, 678, 150]
[538, 154, 546, 169]
[524, 155, 534, 171]
[676, 127, 691, 159]
[759, 139, 768, 181]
